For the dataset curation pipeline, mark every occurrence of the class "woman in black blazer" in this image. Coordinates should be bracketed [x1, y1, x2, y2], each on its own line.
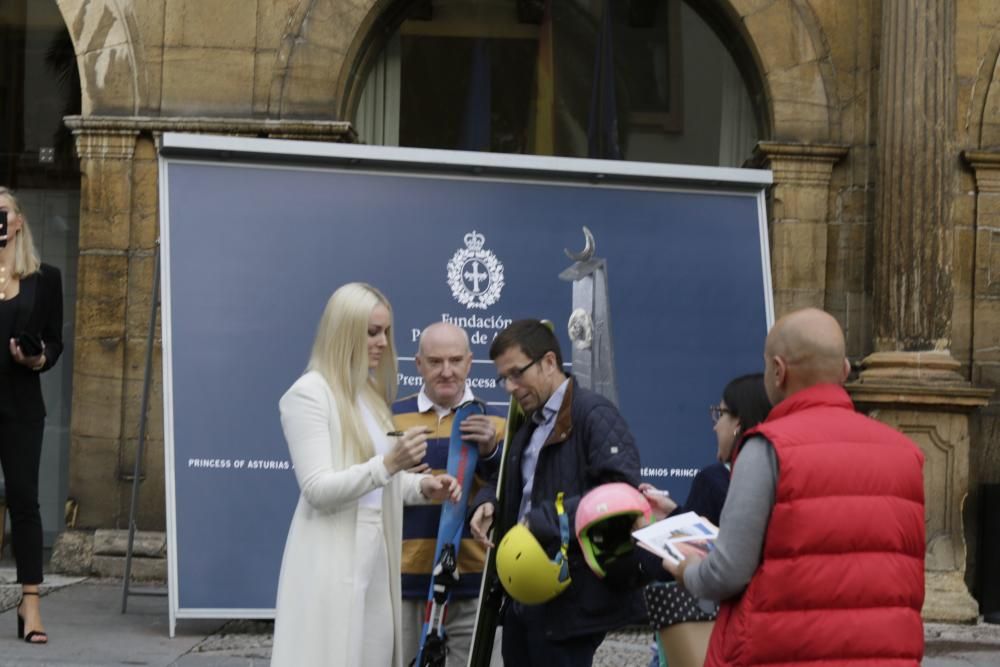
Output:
[0, 187, 63, 645]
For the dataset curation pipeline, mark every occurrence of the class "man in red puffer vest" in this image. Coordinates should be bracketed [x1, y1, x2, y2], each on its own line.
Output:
[662, 308, 925, 666]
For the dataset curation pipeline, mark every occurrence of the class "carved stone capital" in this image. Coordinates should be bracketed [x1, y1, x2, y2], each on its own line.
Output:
[751, 141, 849, 185]
[962, 149, 1000, 192]
[71, 129, 139, 161]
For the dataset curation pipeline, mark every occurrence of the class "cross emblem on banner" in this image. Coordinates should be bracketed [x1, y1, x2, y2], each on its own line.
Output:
[464, 261, 488, 293]
[447, 230, 505, 309]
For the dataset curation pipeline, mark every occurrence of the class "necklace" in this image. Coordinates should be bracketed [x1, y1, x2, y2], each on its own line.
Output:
[0, 264, 12, 300]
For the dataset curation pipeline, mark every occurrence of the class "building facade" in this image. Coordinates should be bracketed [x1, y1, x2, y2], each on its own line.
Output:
[1, 0, 998, 620]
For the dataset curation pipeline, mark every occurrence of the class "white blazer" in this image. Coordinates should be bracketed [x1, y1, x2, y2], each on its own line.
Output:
[271, 371, 426, 667]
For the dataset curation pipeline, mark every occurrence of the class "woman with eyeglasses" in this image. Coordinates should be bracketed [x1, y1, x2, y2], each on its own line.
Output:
[639, 373, 771, 525]
[638, 373, 770, 667]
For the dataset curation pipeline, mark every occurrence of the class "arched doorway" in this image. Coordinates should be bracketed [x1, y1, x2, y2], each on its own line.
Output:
[0, 0, 80, 547]
[350, 0, 764, 167]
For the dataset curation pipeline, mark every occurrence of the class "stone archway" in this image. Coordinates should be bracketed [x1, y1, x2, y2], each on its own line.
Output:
[268, 0, 390, 119]
[271, 0, 841, 142]
[972, 37, 1000, 149]
[723, 0, 839, 142]
[54, 0, 144, 115]
[52, 0, 840, 147]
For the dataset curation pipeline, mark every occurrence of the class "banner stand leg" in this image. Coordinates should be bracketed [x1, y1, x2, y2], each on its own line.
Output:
[121, 240, 167, 612]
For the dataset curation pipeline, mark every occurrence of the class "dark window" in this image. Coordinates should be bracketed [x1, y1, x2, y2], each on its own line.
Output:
[354, 0, 761, 167]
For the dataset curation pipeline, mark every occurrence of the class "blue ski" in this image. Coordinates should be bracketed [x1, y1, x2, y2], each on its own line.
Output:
[413, 399, 487, 667]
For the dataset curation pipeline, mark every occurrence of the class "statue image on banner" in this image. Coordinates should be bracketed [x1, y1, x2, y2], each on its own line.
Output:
[560, 226, 618, 405]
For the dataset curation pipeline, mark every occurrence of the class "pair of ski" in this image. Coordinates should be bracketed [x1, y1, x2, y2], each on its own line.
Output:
[411, 396, 525, 667]
[411, 400, 488, 667]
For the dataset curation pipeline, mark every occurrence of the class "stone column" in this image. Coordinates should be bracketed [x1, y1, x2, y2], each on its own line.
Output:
[850, 0, 992, 622]
[751, 141, 848, 317]
[873, 0, 954, 352]
[67, 128, 138, 529]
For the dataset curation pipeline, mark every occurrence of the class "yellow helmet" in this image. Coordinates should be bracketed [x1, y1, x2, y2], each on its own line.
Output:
[496, 524, 570, 605]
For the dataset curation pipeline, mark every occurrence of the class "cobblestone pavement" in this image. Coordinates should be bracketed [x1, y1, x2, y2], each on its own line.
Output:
[156, 618, 1000, 666]
[0, 568, 86, 612]
[3, 570, 1000, 665]
[594, 627, 654, 666]
[186, 619, 655, 665]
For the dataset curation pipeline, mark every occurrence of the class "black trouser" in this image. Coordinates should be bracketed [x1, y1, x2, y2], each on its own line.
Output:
[502, 602, 606, 667]
[0, 417, 45, 584]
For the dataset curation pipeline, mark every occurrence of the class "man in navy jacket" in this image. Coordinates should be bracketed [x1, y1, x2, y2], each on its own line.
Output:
[470, 319, 647, 666]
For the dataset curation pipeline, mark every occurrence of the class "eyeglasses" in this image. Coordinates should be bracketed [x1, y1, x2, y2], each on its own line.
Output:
[709, 405, 733, 424]
[496, 357, 542, 386]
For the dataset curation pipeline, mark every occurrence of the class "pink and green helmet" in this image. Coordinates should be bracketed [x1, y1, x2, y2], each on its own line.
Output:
[575, 482, 652, 578]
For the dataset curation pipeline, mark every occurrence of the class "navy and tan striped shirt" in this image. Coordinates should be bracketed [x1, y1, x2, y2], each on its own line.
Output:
[393, 389, 505, 599]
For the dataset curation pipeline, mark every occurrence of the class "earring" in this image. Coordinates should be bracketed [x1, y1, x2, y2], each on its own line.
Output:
[733, 429, 740, 438]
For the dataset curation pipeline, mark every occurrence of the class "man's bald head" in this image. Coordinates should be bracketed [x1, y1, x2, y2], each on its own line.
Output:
[418, 322, 470, 356]
[416, 322, 472, 407]
[763, 308, 850, 404]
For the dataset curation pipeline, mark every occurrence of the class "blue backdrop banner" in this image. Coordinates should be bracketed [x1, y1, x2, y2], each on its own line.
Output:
[158, 134, 773, 625]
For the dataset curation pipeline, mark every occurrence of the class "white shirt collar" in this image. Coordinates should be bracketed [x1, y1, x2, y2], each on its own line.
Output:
[417, 384, 475, 417]
[532, 377, 570, 425]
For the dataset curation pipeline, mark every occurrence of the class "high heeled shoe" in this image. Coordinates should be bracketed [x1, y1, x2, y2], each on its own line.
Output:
[16, 591, 48, 644]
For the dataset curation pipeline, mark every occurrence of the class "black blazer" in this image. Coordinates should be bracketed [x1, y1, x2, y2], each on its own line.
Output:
[8, 263, 63, 420]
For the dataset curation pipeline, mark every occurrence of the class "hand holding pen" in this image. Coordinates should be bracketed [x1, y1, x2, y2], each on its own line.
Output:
[638, 482, 678, 519]
[383, 426, 432, 474]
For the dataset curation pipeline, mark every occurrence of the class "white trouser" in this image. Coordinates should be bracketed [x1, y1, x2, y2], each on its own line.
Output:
[401, 596, 504, 667]
[351, 507, 394, 667]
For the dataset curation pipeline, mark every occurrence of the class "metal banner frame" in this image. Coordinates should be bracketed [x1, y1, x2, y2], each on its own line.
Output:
[158, 133, 773, 635]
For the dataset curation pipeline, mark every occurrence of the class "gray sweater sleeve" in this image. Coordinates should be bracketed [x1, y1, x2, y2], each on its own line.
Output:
[681, 436, 778, 601]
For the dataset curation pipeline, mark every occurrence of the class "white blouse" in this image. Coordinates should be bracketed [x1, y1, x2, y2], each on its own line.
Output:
[358, 399, 391, 509]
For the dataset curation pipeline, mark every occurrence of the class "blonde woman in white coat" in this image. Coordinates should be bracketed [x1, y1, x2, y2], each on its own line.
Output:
[272, 283, 459, 667]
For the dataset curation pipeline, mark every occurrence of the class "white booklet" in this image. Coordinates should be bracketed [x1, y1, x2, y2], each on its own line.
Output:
[631, 511, 719, 565]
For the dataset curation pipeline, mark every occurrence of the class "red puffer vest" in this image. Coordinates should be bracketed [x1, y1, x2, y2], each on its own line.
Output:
[704, 384, 925, 667]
